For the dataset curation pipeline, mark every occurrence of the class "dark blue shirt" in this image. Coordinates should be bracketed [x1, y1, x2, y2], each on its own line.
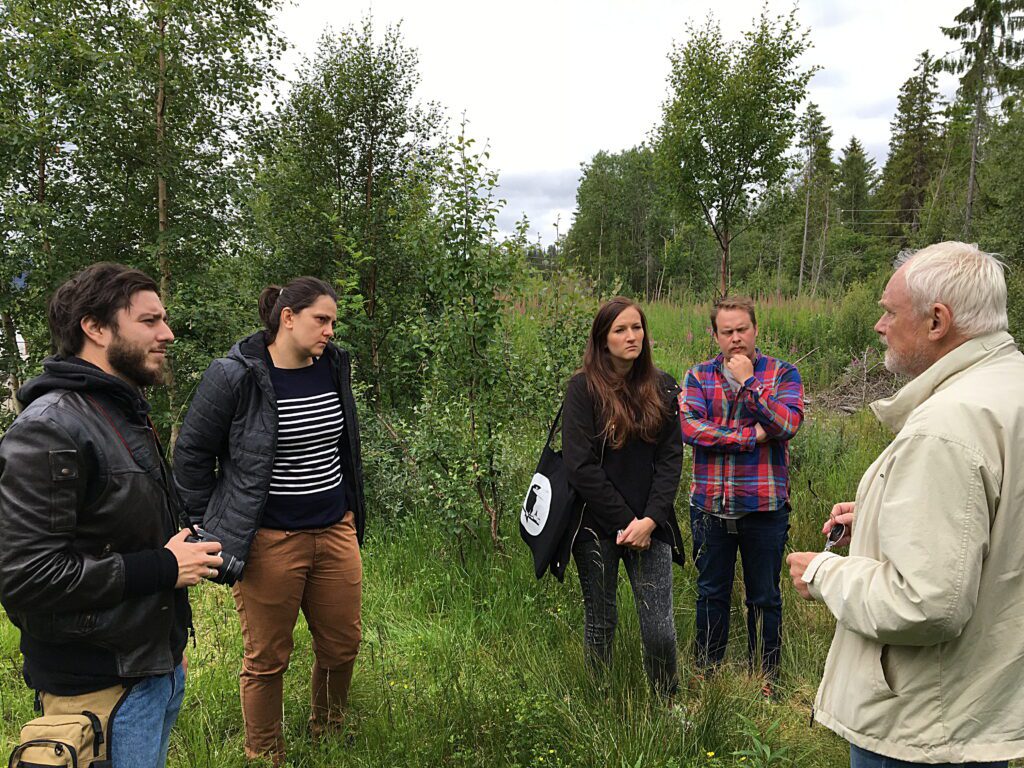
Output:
[262, 352, 346, 530]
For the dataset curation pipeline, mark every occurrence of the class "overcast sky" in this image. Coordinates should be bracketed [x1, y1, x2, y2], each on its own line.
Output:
[273, 0, 966, 244]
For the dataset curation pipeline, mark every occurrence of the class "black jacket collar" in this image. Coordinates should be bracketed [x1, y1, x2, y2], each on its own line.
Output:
[18, 356, 151, 420]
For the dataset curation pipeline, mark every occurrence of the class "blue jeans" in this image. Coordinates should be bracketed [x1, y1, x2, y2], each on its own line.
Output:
[110, 662, 186, 768]
[690, 505, 789, 678]
[572, 536, 678, 697]
[850, 744, 1007, 768]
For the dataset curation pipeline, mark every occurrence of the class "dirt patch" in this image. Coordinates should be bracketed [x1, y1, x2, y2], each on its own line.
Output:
[812, 347, 904, 414]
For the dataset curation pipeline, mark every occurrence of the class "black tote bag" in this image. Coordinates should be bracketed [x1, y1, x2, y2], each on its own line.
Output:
[519, 404, 579, 580]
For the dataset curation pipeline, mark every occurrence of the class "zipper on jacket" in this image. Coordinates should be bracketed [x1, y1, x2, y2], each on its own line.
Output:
[565, 506, 587, 562]
[666, 514, 684, 557]
[663, 380, 685, 558]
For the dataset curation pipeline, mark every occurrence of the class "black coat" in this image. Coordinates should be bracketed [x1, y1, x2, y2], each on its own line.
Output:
[561, 370, 685, 566]
[173, 333, 366, 574]
[0, 359, 189, 685]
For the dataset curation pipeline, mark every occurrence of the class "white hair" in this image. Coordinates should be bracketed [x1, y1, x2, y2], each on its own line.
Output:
[895, 242, 1008, 338]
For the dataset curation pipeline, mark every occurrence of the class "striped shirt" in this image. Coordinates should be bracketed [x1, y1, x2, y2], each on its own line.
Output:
[262, 353, 347, 530]
[679, 350, 804, 515]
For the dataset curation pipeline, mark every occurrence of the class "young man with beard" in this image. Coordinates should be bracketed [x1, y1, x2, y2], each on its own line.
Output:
[680, 296, 804, 697]
[0, 263, 223, 768]
[788, 243, 1024, 767]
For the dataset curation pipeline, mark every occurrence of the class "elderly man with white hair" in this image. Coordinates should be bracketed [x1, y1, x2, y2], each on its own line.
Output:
[787, 241, 1024, 768]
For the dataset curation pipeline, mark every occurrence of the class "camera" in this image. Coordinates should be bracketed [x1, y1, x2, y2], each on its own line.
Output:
[185, 528, 245, 585]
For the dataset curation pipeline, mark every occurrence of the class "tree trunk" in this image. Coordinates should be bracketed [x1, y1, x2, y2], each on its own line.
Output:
[26, 93, 48, 414]
[36, 97, 52, 258]
[645, 243, 651, 302]
[37, 140, 47, 211]
[812, 191, 830, 297]
[1, 311, 22, 414]
[798, 155, 812, 295]
[368, 262, 379, 396]
[775, 240, 783, 298]
[719, 230, 730, 297]
[364, 139, 382, 402]
[154, 11, 179, 449]
[659, 235, 670, 300]
[964, 87, 984, 240]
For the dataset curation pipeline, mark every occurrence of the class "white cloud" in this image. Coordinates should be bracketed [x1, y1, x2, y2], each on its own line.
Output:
[276, 0, 969, 242]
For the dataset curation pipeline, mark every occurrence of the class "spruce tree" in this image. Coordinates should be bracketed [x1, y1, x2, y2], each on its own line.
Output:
[797, 103, 835, 294]
[879, 52, 942, 236]
[836, 136, 877, 226]
[940, 0, 1024, 236]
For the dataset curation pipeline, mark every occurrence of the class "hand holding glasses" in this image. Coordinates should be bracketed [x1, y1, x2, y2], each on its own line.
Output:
[809, 479, 852, 552]
[824, 521, 846, 552]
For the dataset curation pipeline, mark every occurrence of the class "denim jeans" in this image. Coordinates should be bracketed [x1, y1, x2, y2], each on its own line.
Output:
[690, 504, 789, 678]
[572, 535, 678, 697]
[850, 744, 1008, 768]
[110, 661, 186, 768]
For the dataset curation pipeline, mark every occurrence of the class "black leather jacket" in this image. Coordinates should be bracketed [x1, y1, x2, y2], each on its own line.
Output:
[172, 332, 365, 574]
[0, 359, 189, 689]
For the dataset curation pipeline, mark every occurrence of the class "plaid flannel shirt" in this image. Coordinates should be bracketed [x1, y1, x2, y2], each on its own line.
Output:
[679, 350, 804, 515]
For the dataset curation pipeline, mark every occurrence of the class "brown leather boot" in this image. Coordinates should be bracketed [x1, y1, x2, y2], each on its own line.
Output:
[309, 658, 355, 739]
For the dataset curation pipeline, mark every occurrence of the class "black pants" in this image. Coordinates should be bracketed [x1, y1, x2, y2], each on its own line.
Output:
[572, 535, 678, 697]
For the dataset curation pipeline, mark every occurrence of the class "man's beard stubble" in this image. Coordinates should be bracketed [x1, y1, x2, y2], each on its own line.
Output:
[109, 333, 165, 388]
[882, 342, 932, 379]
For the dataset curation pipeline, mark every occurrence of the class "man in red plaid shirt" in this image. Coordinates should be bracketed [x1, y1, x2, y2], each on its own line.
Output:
[679, 296, 804, 695]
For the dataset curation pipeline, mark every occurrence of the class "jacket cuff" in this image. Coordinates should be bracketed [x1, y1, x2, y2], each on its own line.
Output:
[803, 551, 840, 599]
[644, 509, 668, 526]
[598, 509, 637, 538]
[122, 549, 179, 598]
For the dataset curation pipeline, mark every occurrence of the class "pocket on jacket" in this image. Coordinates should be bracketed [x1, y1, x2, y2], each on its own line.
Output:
[878, 643, 938, 701]
[70, 593, 170, 651]
[879, 645, 896, 694]
[48, 450, 79, 532]
[873, 644, 897, 697]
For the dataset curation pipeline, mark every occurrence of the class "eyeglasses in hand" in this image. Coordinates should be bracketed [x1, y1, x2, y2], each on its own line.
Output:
[824, 522, 846, 552]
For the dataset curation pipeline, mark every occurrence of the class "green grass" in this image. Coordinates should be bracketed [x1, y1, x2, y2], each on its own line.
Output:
[643, 287, 883, 391]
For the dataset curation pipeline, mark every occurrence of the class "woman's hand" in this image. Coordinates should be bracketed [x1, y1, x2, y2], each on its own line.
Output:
[616, 517, 657, 550]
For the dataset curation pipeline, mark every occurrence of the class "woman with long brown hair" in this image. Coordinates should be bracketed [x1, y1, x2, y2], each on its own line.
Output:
[562, 296, 685, 697]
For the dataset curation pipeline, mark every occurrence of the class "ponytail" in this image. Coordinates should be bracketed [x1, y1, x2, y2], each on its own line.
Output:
[258, 277, 337, 342]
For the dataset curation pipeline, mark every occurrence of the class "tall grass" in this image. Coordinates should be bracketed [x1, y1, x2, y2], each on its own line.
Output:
[643, 284, 884, 391]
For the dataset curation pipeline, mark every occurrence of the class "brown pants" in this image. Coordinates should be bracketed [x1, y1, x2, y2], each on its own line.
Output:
[232, 512, 362, 763]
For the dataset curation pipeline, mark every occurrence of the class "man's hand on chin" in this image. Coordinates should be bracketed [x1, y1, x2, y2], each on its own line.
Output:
[725, 353, 754, 383]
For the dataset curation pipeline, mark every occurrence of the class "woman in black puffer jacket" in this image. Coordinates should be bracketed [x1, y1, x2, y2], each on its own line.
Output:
[174, 277, 364, 765]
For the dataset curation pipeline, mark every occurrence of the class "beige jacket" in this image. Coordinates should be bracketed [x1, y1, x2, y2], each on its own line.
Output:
[803, 331, 1024, 763]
